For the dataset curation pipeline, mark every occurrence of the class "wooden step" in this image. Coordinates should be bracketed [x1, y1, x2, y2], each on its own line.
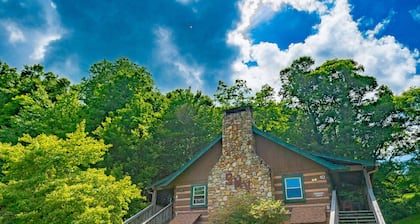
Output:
[338, 210, 376, 224]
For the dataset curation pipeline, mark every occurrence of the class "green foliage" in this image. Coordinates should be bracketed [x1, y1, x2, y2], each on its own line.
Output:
[374, 160, 420, 222]
[0, 63, 77, 144]
[391, 87, 419, 159]
[0, 123, 141, 223]
[80, 58, 155, 132]
[210, 194, 288, 224]
[214, 80, 252, 108]
[253, 85, 291, 136]
[213, 81, 292, 137]
[279, 57, 398, 160]
[393, 213, 420, 224]
[94, 91, 166, 184]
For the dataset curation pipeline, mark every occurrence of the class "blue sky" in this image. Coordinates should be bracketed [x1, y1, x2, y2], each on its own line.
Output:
[0, 0, 419, 95]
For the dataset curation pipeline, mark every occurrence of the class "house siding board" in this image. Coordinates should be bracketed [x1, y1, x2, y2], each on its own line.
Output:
[255, 134, 327, 173]
[173, 141, 222, 186]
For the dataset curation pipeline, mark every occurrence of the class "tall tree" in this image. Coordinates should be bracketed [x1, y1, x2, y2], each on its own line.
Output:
[391, 87, 420, 159]
[80, 58, 155, 132]
[0, 62, 77, 144]
[0, 123, 140, 223]
[94, 91, 166, 185]
[279, 57, 397, 160]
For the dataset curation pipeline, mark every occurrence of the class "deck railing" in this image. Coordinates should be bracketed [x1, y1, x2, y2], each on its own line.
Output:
[329, 190, 338, 224]
[123, 204, 163, 224]
[142, 202, 173, 224]
[363, 169, 386, 224]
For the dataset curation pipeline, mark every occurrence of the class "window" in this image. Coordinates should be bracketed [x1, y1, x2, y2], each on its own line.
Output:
[283, 175, 304, 201]
[191, 184, 207, 208]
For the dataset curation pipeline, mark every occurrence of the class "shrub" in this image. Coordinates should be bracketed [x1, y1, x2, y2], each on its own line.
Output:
[210, 193, 289, 224]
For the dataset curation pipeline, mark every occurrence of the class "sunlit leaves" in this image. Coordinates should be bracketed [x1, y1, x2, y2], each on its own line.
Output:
[0, 124, 140, 223]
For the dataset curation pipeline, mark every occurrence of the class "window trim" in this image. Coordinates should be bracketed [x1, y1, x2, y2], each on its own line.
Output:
[282, 174, 305, 203]
[190, 184, 207, 208]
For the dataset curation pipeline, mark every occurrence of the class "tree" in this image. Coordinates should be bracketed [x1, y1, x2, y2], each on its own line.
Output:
[214, 80, 292, 138]
[391, 87, 419, 159]
[374, 160, 420, 222]
[210, 193, 288, 224]
[0, 62, 75, 143]
[94, 90, 166, 184]
[0, 123, 141, 223]
[214, 80, 252, 108]
[80, 58, 155, 132]
[253, 84, 292, 137]
[279, 57, 397, 160]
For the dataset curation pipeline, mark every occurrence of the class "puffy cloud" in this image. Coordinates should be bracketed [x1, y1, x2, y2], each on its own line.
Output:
[154, 26, 204, 91]
[2, 22, 25, 43]
[227, 0, 419, 94]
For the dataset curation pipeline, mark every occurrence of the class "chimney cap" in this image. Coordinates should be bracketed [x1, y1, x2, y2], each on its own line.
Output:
[224, 106, 253, 115]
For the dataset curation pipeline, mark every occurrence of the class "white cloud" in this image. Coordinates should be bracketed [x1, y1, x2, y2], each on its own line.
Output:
[2, 22, 26, 43]
[154, 26, 204, 91]
[409, 5, 420, 23]
[30, 34, 61, 61]
[0, 0, 64, 64]
[366, 10, 394, 39]
[227, 0, 419, 94]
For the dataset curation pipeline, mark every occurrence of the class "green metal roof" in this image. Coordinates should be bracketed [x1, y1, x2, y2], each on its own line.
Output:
[310, 152, 376, 167]
[150, 127, 376, 189]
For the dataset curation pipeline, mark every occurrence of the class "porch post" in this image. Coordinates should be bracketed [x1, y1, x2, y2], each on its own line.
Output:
[151, 187, 157, 205]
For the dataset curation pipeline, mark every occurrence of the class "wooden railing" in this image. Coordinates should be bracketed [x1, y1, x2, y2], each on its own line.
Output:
[363, 169, 386, 224]
[123, 204, 163, 224]
[142, 202, 173, 224]
[329, 190, 338, 224]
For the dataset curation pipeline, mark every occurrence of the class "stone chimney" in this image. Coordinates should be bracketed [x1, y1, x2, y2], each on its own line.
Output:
[208, 107, 273, 215]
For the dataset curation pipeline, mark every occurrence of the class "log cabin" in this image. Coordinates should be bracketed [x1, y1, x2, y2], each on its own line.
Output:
[125, 107, 385, 224]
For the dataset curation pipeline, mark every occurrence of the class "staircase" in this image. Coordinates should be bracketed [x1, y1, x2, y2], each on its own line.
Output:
[339, 210, 377, 224]
[124, 203, 173, 224]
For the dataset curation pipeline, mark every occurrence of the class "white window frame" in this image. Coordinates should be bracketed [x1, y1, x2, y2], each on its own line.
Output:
[191, 184, 207, 207]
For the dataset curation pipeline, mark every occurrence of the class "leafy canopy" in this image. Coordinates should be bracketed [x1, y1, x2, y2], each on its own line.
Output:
[0, 122, 141, 224]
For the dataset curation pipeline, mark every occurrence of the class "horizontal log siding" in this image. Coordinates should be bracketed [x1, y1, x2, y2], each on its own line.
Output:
[273, 171, 331, 209]
[174, 184, 209, 223]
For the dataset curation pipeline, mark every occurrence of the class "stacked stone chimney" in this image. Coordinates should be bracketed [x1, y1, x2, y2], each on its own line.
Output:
[207, 107, 273, 215]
